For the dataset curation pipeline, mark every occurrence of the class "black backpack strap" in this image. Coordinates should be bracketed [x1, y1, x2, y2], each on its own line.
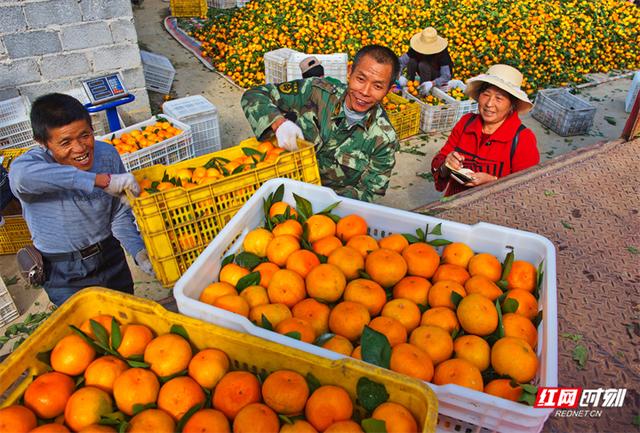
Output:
[510, 124, 527, 167]
[461, 113, 477, 133]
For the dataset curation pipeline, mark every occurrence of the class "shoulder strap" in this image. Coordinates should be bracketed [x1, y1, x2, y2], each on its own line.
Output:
[510, 125, 527, 167]
[461, 113, 478, 133]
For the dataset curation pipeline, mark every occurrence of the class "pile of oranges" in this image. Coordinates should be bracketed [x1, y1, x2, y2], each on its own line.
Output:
[103, 121, 183, 156]
[381, 95, 412, 114]
[198, 192, 543, 403]
[447, 88, 469, 101]
[0, 315, 421, 433]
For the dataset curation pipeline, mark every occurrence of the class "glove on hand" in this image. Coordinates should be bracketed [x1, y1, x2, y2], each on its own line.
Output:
[397, 76, 409, 87]
[418, 81, 434, 96]
[399, 53, 410, 69]
[104, 173, 140, 197]
[135, 249, 156, 277]
[275, 120, 303, 152]
[447, 79, 464, 89]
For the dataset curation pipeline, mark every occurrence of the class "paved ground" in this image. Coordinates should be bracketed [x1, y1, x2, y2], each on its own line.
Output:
[0, 0, 635, 348]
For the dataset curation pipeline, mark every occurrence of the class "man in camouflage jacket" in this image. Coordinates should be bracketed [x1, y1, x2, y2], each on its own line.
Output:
[241, 45, 400, 202]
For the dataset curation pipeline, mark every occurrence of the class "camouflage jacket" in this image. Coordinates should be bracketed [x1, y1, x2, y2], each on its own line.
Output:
[241, 77, 399, 202]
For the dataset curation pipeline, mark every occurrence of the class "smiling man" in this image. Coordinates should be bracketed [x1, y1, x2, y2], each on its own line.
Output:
[242, 45, 400, 202]
[9, 93, 154, 306]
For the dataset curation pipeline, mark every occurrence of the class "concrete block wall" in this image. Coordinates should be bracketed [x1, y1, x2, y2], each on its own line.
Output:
[0, 0, 151, 125]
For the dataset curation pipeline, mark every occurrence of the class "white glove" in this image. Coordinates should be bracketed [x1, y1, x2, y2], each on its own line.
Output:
[104, 173, 140, 197]
[397, 76, 408, 87]
[135, 249, 156, 277]
[418, 81, 434, 96]
[275, 120, 303, 152]
[447, 79, 464, 89]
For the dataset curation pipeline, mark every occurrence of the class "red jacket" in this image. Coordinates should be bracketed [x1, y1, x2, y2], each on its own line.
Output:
[431, 112, 540, 196]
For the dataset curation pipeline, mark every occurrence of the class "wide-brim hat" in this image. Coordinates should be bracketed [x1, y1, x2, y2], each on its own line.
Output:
[465, 64, 533, 113]
[299, 56, 321, 75]
[409, 27, 448, 55]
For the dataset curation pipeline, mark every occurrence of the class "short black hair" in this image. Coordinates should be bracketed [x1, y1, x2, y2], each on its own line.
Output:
[477, 82, 519, 109]
[30, 93, 92, 144]
[352, 45, 400, 88]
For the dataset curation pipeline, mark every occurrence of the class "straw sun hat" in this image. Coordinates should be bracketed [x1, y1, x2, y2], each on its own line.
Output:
[465, 64, 534, 113]
[409, 27, 448, 55]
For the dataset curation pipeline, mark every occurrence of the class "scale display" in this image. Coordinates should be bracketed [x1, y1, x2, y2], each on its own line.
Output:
[82, 73, 129, 105]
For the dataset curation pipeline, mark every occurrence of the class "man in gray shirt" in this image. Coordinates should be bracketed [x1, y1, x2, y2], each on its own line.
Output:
[9, 93, 153, 306]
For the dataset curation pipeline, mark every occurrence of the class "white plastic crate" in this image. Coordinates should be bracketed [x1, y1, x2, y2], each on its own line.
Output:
[264, 48, 299, 84]
[97, 115, 194, 172]
[141, 50, 176, 94]
[174, 178, 558, 433]
[286, 52, 348, 83]
[625, 71, 640, 113]
[236, 0, 250, 6]
[531, 88, 596, 136]
[162, 95, 221, 156]
[0, 276, 19, 327]
[432, 82, 479, 124]
[403, 90, 459, 133]
[0, 97, 34, 150]
[0, 96, 29, 128]
[208, 0, 236, 8]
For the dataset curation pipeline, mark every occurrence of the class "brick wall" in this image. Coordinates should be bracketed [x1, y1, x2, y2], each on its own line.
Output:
[0, 0, 151, 124]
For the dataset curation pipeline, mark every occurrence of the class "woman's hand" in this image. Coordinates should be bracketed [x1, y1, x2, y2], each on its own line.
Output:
[444, 151, 464, 170]
[464, 172, 498, 187]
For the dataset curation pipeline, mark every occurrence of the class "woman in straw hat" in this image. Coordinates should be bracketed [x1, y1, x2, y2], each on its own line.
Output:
[431, 64, 540, 196]
[397, 27, 455, 95]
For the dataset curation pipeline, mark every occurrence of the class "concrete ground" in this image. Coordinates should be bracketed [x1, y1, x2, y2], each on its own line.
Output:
[0, 0, 635, 348]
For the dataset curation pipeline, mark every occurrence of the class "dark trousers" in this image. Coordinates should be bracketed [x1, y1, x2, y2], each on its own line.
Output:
[0, 165, 13, 211]
[407, 58, 438, 83]
[42, 235, 134, 306]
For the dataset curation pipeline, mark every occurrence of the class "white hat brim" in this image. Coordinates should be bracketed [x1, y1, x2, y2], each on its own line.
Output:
[409, 33, 448, 55]
[465, 75, 533, 114]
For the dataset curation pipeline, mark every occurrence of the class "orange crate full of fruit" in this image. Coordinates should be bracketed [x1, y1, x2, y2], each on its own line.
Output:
[381, 92, 421, 140]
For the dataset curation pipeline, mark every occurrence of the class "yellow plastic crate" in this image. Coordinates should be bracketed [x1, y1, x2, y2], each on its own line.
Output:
[0, 288, 438, 433]
[128, 138, 321, 287]
[0, 147, 32, 255]
[385, 92, 421, 140]
[170, 0, 208, 17]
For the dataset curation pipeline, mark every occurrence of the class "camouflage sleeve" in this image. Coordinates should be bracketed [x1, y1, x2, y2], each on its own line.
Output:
[240, 80, 314, 141]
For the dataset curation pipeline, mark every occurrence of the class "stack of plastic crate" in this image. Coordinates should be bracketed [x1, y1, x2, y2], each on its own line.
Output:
[0, 96, 35, 150]
[264, 48, 300, 84]
[141, 50, 176, 94]
[286, 52, 348, 83]
[163, 95, 222, 156]
[170, 0, 208, 17]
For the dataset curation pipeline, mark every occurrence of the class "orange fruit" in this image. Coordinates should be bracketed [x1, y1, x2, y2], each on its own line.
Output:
[468, 253, 502, 282]
[51, 334, 96, 376]
[365, 249, 407, 287]
[343, 279, 387, 316]
[311, 236, 342, 257]
[346, 235, 379, 257]
[219, 263, 250, 287]
[262, 370, 309, 415]
[390, 343, 434, 381]
[79, 315, 116, 339]
[453, 335, 491, 371]
[112, 368, 159, 416]
[275, 317, 316, 343]
[144, 333, 192, 378]
[24, 371, 75, 419]
[240, 285, 270, 308]
[441, 242, 474, 268]
[377, 233, 409, 254]
[381, 298, 421, 333]
[506, 260, 537, 292]
[433, 358, 483, 391]
[199, 282, 237, 305]
[402, 242, 439, 279]
[329, 301, 371, 341]
[188, 348, 230, 389]
[181, 409, 229, 433]
[64, 387, 113, 432]
[286, 249, 320, 278]
[158, 376, 206, 421]
[371, 402, 418, 433]
[464, 275, 503, 301]
[368, 316, 407, 347]
[327, 246, 365, 281]
[214, 294, 251, 317]
[84, 355, 128, 394]
[77, 423, 117, 432]
[249, 303, 292, 328]
[503, 289, 538, 321]
[292, 298, 330, 336]
[428, 281, 467, 310]
[128, 409, 176, 433]
[502, 313, 538, 349]
[0, 406, 37, 433]
[484, 379, 523, 402]
[491, 337, 538, 383]
[273, 219, 303, 239]
[335, 214, 367, 242]
[305, 214, 336, 243]
[267, 235, 301, 266]
[212, 371, 262, 419]
[267, 269, 306, 307]
[280, 420, 318, 433]
[117, 324, 154, 359]
[420, 306, 460, 334]
[432, 264, 471, 285]
[351, 346, 362, 360]
[393, 276, 431, 306]
[305, 264, 346, 303]
[456, 293, 498, 336]
[269, 201, 297, 219]
[409, 325, 453, 365]
[30, 424, 70, 433]
[305, 386, 353, 432]
[321, 335, 354, 356]
[233, 403, 279, 433]
[324, 421, 363, 433]
[243, 228, 274, 257]
[254, 262, 280, 288]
